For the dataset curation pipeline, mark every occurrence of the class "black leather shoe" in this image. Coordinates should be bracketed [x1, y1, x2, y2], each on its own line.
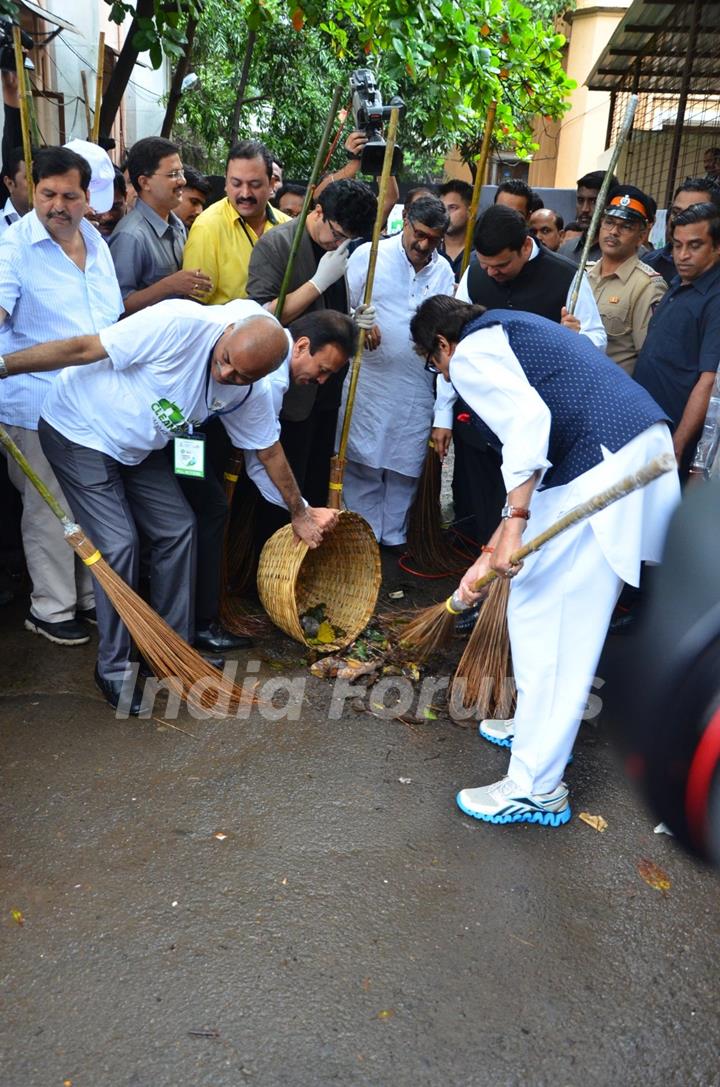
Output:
[138, 654, 225, 680]
[94, 665, 147, 717]
[609, 611, 637, 635]
[201, 654, 226, 671]
[195, 621, 253, 652]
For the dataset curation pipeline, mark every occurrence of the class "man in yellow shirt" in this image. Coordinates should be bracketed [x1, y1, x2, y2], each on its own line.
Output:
[183, 139, 289, 303]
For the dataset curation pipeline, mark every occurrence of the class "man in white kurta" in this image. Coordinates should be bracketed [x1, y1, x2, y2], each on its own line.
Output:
[340, 196, 455, 545]
[410, 297, 680, 826]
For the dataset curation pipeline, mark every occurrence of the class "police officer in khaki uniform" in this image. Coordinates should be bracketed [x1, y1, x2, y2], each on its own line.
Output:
[587, 186, 667, 375]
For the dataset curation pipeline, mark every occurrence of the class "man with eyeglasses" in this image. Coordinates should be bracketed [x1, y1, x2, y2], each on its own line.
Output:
[587, 187, 666, 375]
[433, 204, 605, 550]
[246, 179, 377, 507]
[337, 195, 455, 547]
[410, 295, 678, 826]
[108, 137, 212, 316]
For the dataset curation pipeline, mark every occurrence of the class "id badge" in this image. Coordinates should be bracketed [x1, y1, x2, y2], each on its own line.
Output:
[173, 433, 206, 478]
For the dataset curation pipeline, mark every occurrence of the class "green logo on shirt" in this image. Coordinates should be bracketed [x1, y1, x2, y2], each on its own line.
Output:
[151, 398, 188, 435]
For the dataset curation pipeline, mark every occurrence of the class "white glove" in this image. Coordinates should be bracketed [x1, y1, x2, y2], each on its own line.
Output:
[353, 302, 376, 330]
[309, 238, 351, 294]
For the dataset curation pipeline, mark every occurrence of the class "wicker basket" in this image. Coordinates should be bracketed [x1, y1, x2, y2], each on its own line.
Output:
[257, 511, 381, 652]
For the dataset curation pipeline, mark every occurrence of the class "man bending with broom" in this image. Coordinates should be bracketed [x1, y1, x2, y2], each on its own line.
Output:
[409, 296, 680, 826]
[0, 299, 339, 713]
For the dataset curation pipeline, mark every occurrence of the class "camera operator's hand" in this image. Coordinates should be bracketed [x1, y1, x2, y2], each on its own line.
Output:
[345, 130, 367, 159]
[309, 239, 350, 295]
[2, 71, 19, 110]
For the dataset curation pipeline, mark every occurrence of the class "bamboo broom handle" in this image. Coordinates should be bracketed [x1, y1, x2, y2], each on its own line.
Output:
[0, 425, 104, 569]
[12, 27, 33, 209]
[274, 83, 344, 322]
[566, 95, 638, 315]
[91, 32, 105, 144]
[80, 71, 93, 138]
[447, 452, 674, 608]
[332, 106, 400, 463]
[0, 422, 73, 527]
[461, 100, 497, 278]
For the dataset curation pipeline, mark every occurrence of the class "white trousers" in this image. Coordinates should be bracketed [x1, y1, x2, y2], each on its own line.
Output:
[506, 520, 623, 794]
[3, 424, 94, 622]
[343, 459, 419, 546]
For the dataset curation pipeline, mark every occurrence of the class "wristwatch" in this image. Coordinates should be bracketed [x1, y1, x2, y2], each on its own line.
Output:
[0, 355, 7, 379]
[501, 504, 530, 520]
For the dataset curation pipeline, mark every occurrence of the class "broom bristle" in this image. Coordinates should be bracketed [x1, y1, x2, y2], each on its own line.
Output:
[405, 444, 465, 574]
[398, 598, 457, 663]
[68, 531, 251, 718]
[452, 577, 514, 718]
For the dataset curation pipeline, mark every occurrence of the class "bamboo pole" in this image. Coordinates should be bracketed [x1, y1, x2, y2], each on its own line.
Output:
[91, 32, 105, 143]
[11, 27, 33, 209]
[399, 452, 676, 661]
[566, 94, 638, 314]
[460, 100, 497, 278]
[327, 105, 401, 509]
[274, 83, 344, 322]
[80, 71, 93, 138]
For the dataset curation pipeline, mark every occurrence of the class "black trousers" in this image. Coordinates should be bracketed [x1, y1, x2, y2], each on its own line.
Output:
[451, 422, 505, 547]
[252, 404, 341, 551]
[171, 419, 230, 627]
[39, 420, 196, 679]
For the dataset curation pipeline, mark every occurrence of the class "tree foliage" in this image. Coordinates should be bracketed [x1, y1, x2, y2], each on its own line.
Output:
[105, 0, 200, 70]
[105, 0, 575, 177]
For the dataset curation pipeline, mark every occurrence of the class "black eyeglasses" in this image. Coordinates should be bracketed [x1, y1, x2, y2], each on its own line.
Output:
[424, 347, 440, 374]
[323, 216, 350, 243]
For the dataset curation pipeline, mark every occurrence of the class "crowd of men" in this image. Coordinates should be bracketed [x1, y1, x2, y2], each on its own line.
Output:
[0, 124, 718, 823]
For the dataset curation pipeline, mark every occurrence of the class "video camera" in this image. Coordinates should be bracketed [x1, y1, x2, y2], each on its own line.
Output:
[0, 18, 35, 73]
[350, 68, 404, 176]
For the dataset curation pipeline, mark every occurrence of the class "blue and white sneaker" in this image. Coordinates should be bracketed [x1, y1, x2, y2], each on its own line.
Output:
[478, 717, 515, 748]
[456, 776, 571, 826]
[478, 717, 574, 765]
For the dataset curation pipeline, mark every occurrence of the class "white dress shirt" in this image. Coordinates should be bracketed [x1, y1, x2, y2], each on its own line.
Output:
[0, 197, 20, 240]
[434, 240, 607, 429]
[0, 212, 123, 430]
[341, 231, 456, 476]
[41, 299, 280, 470]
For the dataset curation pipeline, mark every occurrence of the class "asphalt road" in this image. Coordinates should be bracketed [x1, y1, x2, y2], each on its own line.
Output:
[1, 562, 719, 1087]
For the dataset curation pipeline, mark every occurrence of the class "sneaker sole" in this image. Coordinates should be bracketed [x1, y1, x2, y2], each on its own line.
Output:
[24, 619, 90, 646]
[456, 792, 572, 826]
[479, 725, 513, 748]
[477, 724, 574, 765]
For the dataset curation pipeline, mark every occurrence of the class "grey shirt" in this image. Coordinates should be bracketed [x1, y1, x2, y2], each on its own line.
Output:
[108, 199, 186, 300]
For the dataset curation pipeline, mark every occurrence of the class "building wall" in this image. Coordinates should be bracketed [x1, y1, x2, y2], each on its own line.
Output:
[552, 0, 628, 187]
[3, 1, 168, 164]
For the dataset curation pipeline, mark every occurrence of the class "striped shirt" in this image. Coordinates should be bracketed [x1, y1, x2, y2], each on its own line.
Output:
[0, 211, 123, 430]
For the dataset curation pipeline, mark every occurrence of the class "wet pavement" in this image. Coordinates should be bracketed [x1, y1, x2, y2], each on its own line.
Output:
[1, 558, 719, 1087]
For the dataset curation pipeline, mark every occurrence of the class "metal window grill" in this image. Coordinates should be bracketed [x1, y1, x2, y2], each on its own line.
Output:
[589, 0, 720, 209]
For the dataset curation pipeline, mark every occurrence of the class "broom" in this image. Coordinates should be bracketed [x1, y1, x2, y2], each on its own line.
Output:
[405, 104, 498, 571]
[0, 425, 250, 718]
[404, 439, 464, 574]
[328, 104, 402, 507]
[399, 452, 676, 664]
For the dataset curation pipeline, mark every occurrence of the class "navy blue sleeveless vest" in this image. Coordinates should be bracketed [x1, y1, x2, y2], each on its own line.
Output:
[456, 310, 668, 489]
